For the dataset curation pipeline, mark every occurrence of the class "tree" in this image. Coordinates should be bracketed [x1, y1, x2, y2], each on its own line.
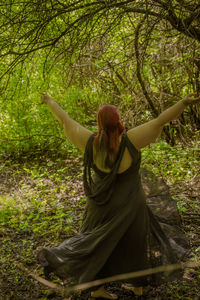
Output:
[0, 0, 200, 148]
[1, 0, 200, 77]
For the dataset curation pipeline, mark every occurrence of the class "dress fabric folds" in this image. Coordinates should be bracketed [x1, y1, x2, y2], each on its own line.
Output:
[38, 134, 190, 285]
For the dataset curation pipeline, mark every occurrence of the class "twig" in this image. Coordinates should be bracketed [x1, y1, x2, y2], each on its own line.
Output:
[184, 212, 200, 215]
[15, 262, 63, 292]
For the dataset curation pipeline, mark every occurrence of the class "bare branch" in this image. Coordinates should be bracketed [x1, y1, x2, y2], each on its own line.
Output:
[134, 17, 159, 116]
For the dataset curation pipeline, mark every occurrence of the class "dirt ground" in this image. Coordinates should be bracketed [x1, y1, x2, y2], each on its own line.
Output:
[0, 155, 200, 300]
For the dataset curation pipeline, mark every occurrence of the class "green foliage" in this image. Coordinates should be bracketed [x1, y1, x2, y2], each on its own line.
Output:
[141, 138, 200, 183]
[141, 137, 200, 214]
[0, 62, 100, 157]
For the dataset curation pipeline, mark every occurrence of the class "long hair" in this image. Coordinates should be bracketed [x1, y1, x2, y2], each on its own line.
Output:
[93, 105, 125, 169]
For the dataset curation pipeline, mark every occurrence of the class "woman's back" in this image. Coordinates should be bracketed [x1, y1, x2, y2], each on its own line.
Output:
[93, 142, 133, 174]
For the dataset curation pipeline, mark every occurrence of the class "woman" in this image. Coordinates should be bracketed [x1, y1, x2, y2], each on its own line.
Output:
[38, 93, 200, 299]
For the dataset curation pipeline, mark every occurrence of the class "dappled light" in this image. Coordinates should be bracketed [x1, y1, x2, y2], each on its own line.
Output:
[0, 1, 200, 299]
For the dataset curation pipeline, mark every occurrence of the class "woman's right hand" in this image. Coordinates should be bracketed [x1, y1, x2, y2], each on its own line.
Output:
[41, 93, 52, 104]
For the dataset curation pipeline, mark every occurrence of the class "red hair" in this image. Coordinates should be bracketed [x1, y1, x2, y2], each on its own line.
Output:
[94, 105, 125, 169]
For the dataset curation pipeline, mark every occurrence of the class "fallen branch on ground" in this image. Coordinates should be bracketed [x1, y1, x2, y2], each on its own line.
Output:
[12, 259, 200, 297]
[65, 261, 199, 295]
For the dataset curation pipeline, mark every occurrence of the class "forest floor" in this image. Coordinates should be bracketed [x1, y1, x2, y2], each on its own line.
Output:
[0, 152, 200, 300]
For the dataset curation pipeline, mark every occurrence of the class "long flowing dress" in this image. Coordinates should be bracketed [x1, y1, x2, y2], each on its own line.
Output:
[38, 133, 190, 286]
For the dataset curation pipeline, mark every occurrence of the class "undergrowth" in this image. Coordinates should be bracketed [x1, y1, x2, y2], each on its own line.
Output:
[141, 138, 200, 184]
[0, 137, 199, 240]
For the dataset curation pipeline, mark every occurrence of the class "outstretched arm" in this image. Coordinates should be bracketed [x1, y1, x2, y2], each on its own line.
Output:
[41, 94, 93, 151]
[127, 93, 200, 150]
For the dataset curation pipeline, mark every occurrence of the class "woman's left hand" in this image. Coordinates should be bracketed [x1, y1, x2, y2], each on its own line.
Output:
[182, 93, 200, 106]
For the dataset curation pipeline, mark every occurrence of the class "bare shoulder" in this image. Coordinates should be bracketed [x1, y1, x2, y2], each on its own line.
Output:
[63, 118, 94, 151]
[127, 119, 162, 150]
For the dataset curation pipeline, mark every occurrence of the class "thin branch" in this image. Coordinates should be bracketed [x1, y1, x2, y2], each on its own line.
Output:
[134, 17, 159, 116]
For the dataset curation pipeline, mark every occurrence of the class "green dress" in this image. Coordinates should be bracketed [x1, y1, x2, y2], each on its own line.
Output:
[38, 134, 189, 285]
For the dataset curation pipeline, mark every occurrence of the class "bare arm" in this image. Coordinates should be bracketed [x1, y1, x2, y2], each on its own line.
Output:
[41, 94, 93, 151]
[127, 93, 200, 150]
